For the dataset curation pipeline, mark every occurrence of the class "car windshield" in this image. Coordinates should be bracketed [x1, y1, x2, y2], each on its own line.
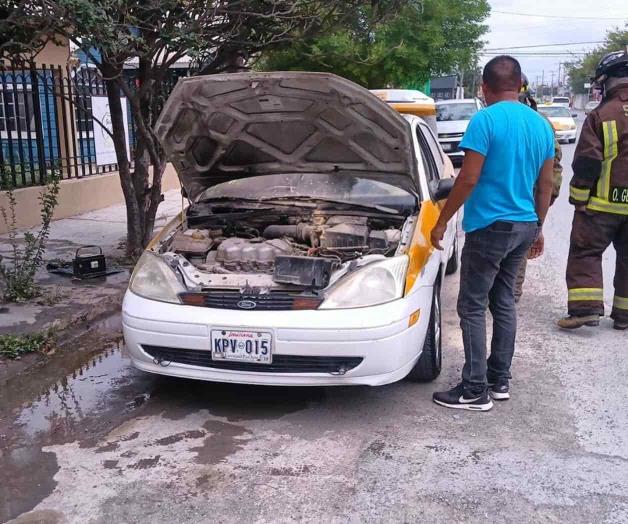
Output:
[539, 106, 572, 118]
[436, 103, 477, 121]
[553, 98, 569, 103]
[197, 173, 417, 213]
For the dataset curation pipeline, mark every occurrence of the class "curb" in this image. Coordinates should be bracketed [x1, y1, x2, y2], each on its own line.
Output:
[0, 288, 125, 385]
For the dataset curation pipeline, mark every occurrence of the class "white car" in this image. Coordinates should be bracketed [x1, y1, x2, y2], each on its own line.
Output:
[122, 72, 458, 387]
[538, 104, 578, 143]
[584, 100, 599, 115]
[551, 96, 571, 109]
[435, 98, 483, 165]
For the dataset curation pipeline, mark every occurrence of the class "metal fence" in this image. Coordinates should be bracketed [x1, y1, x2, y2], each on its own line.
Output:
[0, 62, 185, 189]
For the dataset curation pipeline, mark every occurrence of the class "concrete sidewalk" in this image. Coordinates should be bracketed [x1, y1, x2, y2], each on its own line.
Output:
[0, 189, 182, 375]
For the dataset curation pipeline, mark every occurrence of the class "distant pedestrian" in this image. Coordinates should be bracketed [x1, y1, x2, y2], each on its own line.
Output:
[558, 49, 628, 331]
[430, 55, 555, 411]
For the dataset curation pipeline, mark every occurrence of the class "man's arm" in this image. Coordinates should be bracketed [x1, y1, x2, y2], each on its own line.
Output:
[535, 158, 554, 224]
[430, 150, 485, 250]
[570, 112, 603, 209]
[528, 158, 554, 258]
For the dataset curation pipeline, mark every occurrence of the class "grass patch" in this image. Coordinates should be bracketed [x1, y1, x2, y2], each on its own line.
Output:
[0, 330, 56, 360]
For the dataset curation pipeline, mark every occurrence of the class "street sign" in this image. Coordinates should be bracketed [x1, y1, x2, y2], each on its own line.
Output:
[584, 82, 591, 89]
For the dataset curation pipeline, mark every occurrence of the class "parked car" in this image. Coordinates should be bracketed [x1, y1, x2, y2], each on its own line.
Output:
[370, 88, 438, 136]
[551, 96, 571, 109]
[122, 72, 459, 387]
[435, 98, 483, 165]
[538, 104, 578, 143]
[584, 100, 600, 115]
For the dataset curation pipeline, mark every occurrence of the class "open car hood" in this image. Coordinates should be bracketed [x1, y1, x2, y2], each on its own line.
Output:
[155, 72, 420, 201]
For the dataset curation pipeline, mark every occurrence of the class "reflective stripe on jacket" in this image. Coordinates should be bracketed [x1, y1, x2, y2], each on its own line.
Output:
[570, 85, 628, 214]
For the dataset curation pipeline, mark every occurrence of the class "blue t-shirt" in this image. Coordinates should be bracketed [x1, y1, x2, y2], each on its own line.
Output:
[459, 101, 555, 232]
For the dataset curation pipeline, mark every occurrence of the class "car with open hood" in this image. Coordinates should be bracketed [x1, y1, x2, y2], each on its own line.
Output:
[122, 72, 458, 386]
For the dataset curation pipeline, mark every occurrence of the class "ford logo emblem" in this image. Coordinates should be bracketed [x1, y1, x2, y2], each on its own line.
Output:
[237, 300, 257, 310]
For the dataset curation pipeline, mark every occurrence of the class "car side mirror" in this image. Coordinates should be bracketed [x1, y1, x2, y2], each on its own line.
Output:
[432, 178, 454, 201]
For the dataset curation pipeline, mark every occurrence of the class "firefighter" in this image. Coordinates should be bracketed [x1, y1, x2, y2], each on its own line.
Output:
[558, 48, 628, 330]
[518, 73, 538, 111]
[515, 74, 563, 302]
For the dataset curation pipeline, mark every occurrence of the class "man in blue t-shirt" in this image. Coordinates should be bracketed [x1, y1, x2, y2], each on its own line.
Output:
[430, 55, 555, 412]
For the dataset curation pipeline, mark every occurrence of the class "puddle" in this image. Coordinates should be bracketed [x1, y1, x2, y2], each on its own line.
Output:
[14, 346, 138, 437]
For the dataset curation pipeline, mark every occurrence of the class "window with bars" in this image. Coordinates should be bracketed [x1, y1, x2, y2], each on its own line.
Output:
[0, 89, 36, 133]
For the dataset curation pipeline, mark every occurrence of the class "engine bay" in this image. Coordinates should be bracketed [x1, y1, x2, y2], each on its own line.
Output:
[157, 204, 415, 292]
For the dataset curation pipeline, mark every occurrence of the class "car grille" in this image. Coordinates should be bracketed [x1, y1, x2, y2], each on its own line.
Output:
[438, 132, 464, 139]
[179, 291, 322, 311]
[142, 345, 363, 374]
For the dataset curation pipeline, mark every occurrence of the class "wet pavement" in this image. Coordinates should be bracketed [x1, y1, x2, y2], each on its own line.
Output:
[1, 122, 628, 523]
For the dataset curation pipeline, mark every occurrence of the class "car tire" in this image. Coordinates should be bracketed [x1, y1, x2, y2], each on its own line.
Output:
[406, 285, 442, 382]
[445, 232, 459, 275]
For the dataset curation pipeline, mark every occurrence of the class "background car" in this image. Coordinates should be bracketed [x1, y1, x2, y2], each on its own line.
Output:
[435, 98, 483, 166]
[551, 96, 571, 108]
[584, 100, 600, 115]
[538, 104, 578, 143]
[371, 88, 438, 136]
[123, 72, 459, 388]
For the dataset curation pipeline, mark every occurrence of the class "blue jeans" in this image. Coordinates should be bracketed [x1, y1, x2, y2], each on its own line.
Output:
[457, 221, 539, 391]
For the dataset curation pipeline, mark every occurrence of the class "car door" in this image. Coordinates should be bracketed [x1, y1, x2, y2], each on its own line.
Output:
[415, 122, 456, 266]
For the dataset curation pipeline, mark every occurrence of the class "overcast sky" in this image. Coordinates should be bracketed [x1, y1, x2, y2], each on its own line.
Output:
[484, 0, 628, 87]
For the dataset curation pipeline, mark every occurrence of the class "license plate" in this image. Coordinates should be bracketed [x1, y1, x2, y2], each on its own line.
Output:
[441, 143, 453, 152]
[211, 329, 273, 364]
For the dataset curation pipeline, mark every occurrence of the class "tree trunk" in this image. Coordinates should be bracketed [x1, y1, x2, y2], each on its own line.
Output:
[104, 75, 144, 257]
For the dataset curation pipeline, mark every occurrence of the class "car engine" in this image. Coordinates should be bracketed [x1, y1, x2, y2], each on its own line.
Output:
[162, 209, 407, 291]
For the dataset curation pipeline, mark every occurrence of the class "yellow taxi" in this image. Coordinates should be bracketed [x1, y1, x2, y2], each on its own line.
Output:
[538, 104, 578, 143]
[370, 89, 438, 136]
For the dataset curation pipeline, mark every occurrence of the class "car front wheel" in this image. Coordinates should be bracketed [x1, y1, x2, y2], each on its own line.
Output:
[406, 285, 442, 382]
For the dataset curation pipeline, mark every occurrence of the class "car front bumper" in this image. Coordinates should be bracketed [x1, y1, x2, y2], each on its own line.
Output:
[122, 286, 433, 386]
[555, 129, 577, 141]
[438, 138, 464, 162]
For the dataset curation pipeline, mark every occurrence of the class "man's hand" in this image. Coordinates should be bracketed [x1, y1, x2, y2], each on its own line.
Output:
[430, 220, 447, 250]
[575, 204, 587, 212]
[528, 231, 544, 259]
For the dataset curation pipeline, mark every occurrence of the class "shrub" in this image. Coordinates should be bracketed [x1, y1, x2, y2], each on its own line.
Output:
[0, 175, 60, 302]
[0, 330, 56, 359]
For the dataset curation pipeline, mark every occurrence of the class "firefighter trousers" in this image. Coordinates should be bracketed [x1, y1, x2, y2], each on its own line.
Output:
[566, 209, 628, 322]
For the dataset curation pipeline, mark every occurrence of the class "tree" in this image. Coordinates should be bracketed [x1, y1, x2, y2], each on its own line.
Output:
[260, 0, 490, 89]
[1, 0, 373, 256]
[565, 25, 628, 94]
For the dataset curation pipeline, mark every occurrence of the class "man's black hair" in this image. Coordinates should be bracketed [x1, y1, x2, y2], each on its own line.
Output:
[483, 55, 522, 92]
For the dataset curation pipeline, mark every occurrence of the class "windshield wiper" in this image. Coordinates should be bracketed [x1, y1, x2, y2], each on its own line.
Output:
[259, 196, 399, 215]
[199, 195, 400, 215]
[198, 196, 268, 205]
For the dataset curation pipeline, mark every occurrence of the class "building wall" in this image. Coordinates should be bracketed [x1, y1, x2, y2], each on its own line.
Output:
[34, 38, 72, 67]
[0, 164, 181, 234]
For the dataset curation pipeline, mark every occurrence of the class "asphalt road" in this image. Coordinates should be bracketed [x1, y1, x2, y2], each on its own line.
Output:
[1, 114, 627, 523]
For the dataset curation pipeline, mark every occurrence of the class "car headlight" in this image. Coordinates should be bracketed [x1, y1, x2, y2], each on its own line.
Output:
[319, 255, 409, 309]
[129, 251, 185, 303]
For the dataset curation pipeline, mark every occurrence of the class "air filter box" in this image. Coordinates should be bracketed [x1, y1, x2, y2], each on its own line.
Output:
[273, 256, 334, 289]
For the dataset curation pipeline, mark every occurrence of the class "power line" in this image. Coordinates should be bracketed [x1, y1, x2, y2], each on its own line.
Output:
[491, 9, 626, 20]
[481, 52, 589, 56]
[485, 41, 604, 51]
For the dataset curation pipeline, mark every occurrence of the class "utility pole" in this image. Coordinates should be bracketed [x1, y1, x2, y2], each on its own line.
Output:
[541, 70, 545, 100]
[550, 71, 555, 98]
